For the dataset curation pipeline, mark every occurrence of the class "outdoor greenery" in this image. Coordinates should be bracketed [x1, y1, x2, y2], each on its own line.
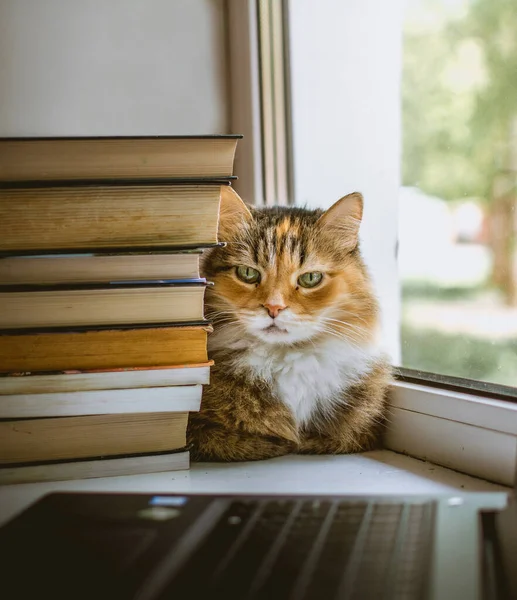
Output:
[402, 0, 517, 201]
[400, 0, 517, 386]
[401, 323, 517, 389]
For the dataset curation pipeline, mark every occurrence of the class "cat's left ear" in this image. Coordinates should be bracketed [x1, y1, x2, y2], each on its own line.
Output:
[317, 192, 363, 251]
[218, 185, 253, 239]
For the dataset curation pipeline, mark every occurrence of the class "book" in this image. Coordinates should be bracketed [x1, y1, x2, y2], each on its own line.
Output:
[0, 183, 225, 253]
[0, 384, 202, 419]
[0, 324, 210, 372]
[0, 411, 188, 465]
[0, 450, 190, 485]
[0, 363, 212, 394]
[0, 251, 202, 285]
[0, 135, 241, 182]
[0, 282, 206, 329]
[0, 135, 233, 482]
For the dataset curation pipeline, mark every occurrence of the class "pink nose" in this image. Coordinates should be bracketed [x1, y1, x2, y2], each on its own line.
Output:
[263, 303, 286, 318]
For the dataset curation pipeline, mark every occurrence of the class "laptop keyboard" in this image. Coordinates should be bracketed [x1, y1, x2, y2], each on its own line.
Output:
[163, 499, 435, 600]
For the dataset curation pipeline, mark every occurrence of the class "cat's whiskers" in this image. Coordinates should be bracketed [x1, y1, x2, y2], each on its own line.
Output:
[318, 321, 368, 340]
[320, 328, 370, 346]
[206, 309, 235, 318]
[206, 310, 237, 320]
[213, 320, 241, 332]
[324, 312, 371, 328]
[321, 315, 368, 330]
[206, 313, 238, 324]
[315, 325, 357, 344]
[315, 326, 367, 351]
[212, 321, 238, 331]
[319, 318, 371, 341]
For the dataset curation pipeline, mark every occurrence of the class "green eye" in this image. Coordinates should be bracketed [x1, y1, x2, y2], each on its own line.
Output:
[236, 265, 261, 284]
[298, 272, 323, 288]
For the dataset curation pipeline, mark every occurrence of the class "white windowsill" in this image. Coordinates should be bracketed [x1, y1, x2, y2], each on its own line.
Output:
[0, 450, 508, 528]
[386, 381, 517, 485]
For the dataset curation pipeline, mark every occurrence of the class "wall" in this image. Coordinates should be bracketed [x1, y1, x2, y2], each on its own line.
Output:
[287, 0, 404, 360]
[0, 0, 229, 136]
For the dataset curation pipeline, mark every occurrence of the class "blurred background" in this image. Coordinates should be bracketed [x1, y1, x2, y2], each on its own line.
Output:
[399, 0, 517, 385]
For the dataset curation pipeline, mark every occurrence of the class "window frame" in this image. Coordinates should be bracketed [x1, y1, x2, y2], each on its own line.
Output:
[395, 368, 517, 403]
[227, 0, 292, 207]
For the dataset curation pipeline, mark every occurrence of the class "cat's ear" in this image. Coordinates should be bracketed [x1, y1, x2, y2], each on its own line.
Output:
[218, 186, 252, 238]
[317, 192, 363, 251]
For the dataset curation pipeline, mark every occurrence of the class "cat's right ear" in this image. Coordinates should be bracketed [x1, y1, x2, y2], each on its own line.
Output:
[218, 186, 253, 238]
[317, 192, 363, 252]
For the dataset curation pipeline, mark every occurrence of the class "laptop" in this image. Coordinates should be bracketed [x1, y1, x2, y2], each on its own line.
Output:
[0, 486, 514, 600]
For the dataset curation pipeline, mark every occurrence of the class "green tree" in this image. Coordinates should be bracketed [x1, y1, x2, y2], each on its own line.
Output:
[402, 1, 485, 200]
[402, 0, 517, 200]
[464, 0, 517, 303]
[463, 0, 517, 171]
[402, 0, 517, 302]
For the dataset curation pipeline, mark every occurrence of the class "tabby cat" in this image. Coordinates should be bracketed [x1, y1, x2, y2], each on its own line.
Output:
[187, 187, 391, 461]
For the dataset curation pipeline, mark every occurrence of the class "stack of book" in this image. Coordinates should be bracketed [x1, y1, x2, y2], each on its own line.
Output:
[0, 135, 240, 484]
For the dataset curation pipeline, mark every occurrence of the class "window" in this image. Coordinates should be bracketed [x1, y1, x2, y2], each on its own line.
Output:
[230, 0, 517, 485]
[277, 0, 515, 389]
[399, 0, 517, 388]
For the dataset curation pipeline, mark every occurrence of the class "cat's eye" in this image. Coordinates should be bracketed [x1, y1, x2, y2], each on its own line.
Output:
[236, 265, 261, 284]
[298, 272, 323, 288]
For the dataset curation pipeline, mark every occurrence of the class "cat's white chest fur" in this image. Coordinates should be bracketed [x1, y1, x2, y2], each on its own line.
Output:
[236, 338, 378, 426]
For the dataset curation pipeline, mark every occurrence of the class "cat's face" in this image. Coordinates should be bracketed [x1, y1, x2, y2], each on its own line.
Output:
[202, 188, 378, 346]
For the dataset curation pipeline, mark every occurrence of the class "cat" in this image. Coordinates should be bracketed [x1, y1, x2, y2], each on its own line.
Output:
[187, 186, 391, 461]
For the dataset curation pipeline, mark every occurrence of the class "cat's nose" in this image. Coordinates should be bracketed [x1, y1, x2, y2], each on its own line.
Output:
[263, 303, 286, 318]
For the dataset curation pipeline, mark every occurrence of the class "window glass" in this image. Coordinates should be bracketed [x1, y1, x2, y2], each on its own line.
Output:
[400, 0, 517, 386]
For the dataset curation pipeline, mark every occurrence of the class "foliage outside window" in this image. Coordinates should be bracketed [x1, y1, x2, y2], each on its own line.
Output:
[399, 0, 517, 386]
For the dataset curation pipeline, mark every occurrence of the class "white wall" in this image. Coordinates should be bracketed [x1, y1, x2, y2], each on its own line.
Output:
[0, 0, 228, 136]
[287, 0, 403, 361]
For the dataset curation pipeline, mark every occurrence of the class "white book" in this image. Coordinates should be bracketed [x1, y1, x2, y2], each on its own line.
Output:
[0, 364, 212, 395]
[0, 385, 202, 419]
[0, 450, 190, 485]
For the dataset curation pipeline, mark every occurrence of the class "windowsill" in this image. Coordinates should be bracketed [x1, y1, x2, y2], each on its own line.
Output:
[0, 450, 508, 528]
[387, 381, 517, 485]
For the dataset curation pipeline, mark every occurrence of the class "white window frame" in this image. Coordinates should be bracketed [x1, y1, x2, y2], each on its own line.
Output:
[227, 0, 292, 207]
[227, 0, 517, 488]
[386, 382, 517, 486]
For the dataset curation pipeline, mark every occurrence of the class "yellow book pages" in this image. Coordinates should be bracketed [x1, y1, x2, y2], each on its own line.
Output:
[0, 184, 222, 252]
[0, 325, 210, 372]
